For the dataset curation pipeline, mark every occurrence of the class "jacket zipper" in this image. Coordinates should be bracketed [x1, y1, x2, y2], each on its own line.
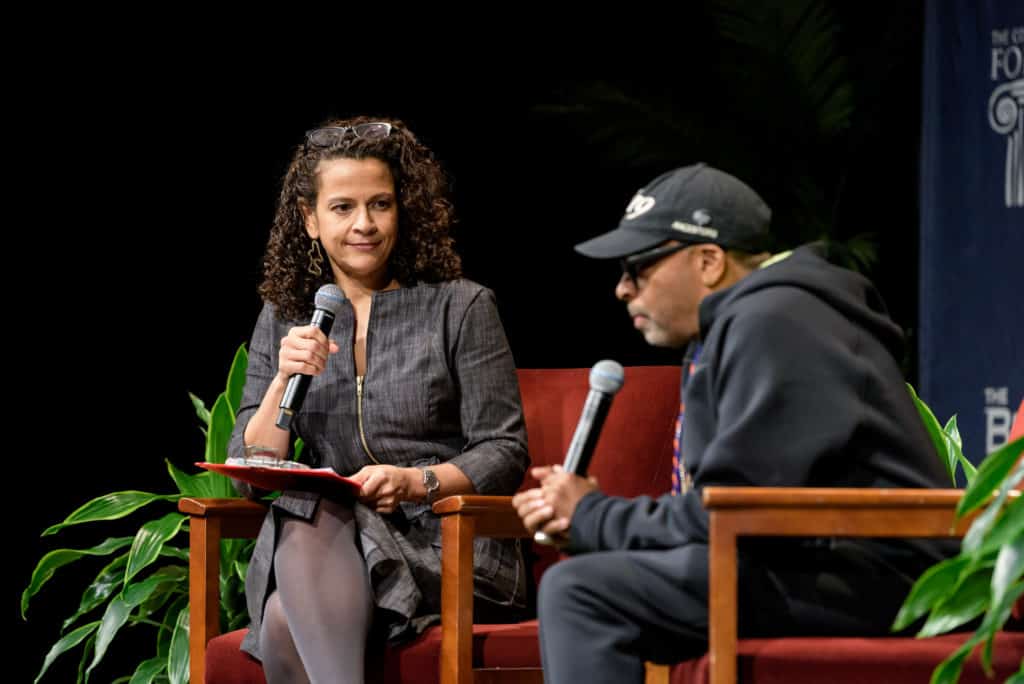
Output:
[356, 376, 381, 464]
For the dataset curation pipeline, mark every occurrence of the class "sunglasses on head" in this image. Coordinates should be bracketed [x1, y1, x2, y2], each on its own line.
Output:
[619, 242, 691, 286]
[304, 123, 394, 149]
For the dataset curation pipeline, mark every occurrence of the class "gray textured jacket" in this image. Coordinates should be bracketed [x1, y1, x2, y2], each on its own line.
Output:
[229, 280, 529, 657]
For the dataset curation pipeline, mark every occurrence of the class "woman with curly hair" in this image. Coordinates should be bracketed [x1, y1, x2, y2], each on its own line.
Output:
[228, 116, 528, 683]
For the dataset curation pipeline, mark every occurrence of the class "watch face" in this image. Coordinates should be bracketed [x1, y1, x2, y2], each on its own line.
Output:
[423, 468, 440, 496]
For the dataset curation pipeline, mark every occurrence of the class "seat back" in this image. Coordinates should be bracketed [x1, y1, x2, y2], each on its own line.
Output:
[516, 366, 680, 590]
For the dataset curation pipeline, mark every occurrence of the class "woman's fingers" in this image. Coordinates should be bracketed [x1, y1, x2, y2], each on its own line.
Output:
[279, 325, 335, 375]
[351, 466, 408, 512]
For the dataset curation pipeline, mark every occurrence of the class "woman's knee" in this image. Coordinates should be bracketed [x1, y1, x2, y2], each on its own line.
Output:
[259, 592, 310, 682]
[260, 592, 291, 644]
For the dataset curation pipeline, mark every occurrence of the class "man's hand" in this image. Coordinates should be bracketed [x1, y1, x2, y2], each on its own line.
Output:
[512, 465, 599, 538]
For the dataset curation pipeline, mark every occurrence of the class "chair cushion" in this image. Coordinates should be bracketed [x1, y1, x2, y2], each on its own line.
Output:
[381, 619, 541, 683]
[669, 633, 1024, 684]
[204, 630, 264, 684]
[205, 621, 543, 684]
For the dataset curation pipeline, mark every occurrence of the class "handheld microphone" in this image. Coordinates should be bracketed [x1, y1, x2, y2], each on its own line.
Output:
[534, 360, 625, 546]
[275, 284, 346, 431]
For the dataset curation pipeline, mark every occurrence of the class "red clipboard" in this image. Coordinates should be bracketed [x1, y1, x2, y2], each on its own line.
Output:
[196, 462, 361, 495]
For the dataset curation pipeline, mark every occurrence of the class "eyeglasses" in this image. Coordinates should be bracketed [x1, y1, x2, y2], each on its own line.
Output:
[305, 123, 394, 148]
[620, 242, 691, 287]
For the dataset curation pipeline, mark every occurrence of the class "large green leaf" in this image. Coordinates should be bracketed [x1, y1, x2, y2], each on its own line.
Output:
[166, 459, 234, 499]
[22, 537, 133, 618]
[930, 634, 977, 684]
[918, 568, 992, 637]
[86, 596, 132, 677]
[167, 604, 189, 684]
[962, 461, 1024, 553]
[33, 620, 99, 684]
[76, 633, 95, 684]
[160, 546, 189, 563]
[207, 392, 234, 464]
[43, 492, 179, 536]
[62, 554, 129, 631]
[122, 567, 187, 607]
[124, 513, 187, 586]
[157, 595, 188, 662]
[958, 435, 1024, 517]
[126, 657, 165, 684]
[978, 582, 1024, 675]
[133, 578, 183, 624]
[991, 536, 1023, 612]
[225, 343, 248, 417]
[943, 415, 976, 484]
[188, 392, 211, 429]
[907, 384, 954, 485]
[976, 493, 1024, 558]
[891, 555, 969, 631]
[85, 569, 180, 679]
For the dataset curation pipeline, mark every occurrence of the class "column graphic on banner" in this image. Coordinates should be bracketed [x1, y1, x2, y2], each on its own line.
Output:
[988, 26, 1024, 208]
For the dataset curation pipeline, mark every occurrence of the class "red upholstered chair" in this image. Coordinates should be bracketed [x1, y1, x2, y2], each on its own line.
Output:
[181, 366, 681, 683]
[673, 398, 1024, 684]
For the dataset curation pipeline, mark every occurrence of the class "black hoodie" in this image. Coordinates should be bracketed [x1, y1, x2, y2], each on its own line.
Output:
[569, 245, 950, 628]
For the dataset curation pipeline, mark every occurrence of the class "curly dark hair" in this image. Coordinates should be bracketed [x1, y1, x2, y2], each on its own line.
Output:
[259, 115, 462, 321]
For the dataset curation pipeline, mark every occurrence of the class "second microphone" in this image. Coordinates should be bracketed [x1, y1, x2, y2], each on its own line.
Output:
[534, 359, 625, 546]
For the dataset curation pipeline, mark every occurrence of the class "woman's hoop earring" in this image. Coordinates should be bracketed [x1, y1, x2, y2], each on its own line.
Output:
[307, 239, 324, 277]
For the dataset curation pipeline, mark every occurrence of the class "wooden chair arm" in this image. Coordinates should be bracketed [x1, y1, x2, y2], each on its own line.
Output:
[703, 486, 965, 509]
[433, 495, 531, 538]
[179, 496, 268, 535]
[701, 487, 977, 684]
[179, 497, 267, 684]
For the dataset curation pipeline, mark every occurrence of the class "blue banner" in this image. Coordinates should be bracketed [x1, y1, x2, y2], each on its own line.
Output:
[920, 0, 1023, 464]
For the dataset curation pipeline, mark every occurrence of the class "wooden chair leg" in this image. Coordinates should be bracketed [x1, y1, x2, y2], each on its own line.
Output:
[708, 514, 738, 684]
[644, 662, 671, 683]
[188, 514, 222, 684]
[440, 512, 476, 684]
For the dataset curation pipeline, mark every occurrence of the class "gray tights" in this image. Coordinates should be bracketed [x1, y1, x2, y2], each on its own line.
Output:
[259, 498, 374, 684]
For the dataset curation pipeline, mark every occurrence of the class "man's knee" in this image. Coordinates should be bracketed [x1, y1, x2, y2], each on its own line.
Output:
[538, 556, 599, 621]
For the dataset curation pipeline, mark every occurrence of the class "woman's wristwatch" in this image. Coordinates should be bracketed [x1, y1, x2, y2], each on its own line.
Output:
[421, 467, 440, 504]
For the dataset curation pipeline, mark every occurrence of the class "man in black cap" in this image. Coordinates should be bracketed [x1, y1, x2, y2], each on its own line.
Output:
[512, 164, 949, 682]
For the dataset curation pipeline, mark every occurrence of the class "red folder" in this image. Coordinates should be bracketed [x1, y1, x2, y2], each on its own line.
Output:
[196, 462, 361, 495]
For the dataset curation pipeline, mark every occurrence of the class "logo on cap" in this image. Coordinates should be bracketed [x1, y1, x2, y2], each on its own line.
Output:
[623, 192, 656, 220]
[692, 209, 711, 226]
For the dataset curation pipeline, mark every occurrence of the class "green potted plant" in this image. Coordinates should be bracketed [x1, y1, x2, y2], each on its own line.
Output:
[895, 387, 1024, 684]
[22, 344, 257, 683]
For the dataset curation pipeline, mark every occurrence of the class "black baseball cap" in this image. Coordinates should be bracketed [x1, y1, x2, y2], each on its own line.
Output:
[574, 163, 772, 259]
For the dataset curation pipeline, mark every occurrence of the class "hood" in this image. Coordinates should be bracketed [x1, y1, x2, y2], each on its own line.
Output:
[699, 243, 906, 360]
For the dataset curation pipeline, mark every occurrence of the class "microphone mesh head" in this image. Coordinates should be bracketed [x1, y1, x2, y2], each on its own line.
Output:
[590, 359, 625, 394]
[314, 284, 346, 315]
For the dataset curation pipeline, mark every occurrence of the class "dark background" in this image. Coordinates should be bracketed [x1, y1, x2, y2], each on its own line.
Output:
[15, 5, 926, 681]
